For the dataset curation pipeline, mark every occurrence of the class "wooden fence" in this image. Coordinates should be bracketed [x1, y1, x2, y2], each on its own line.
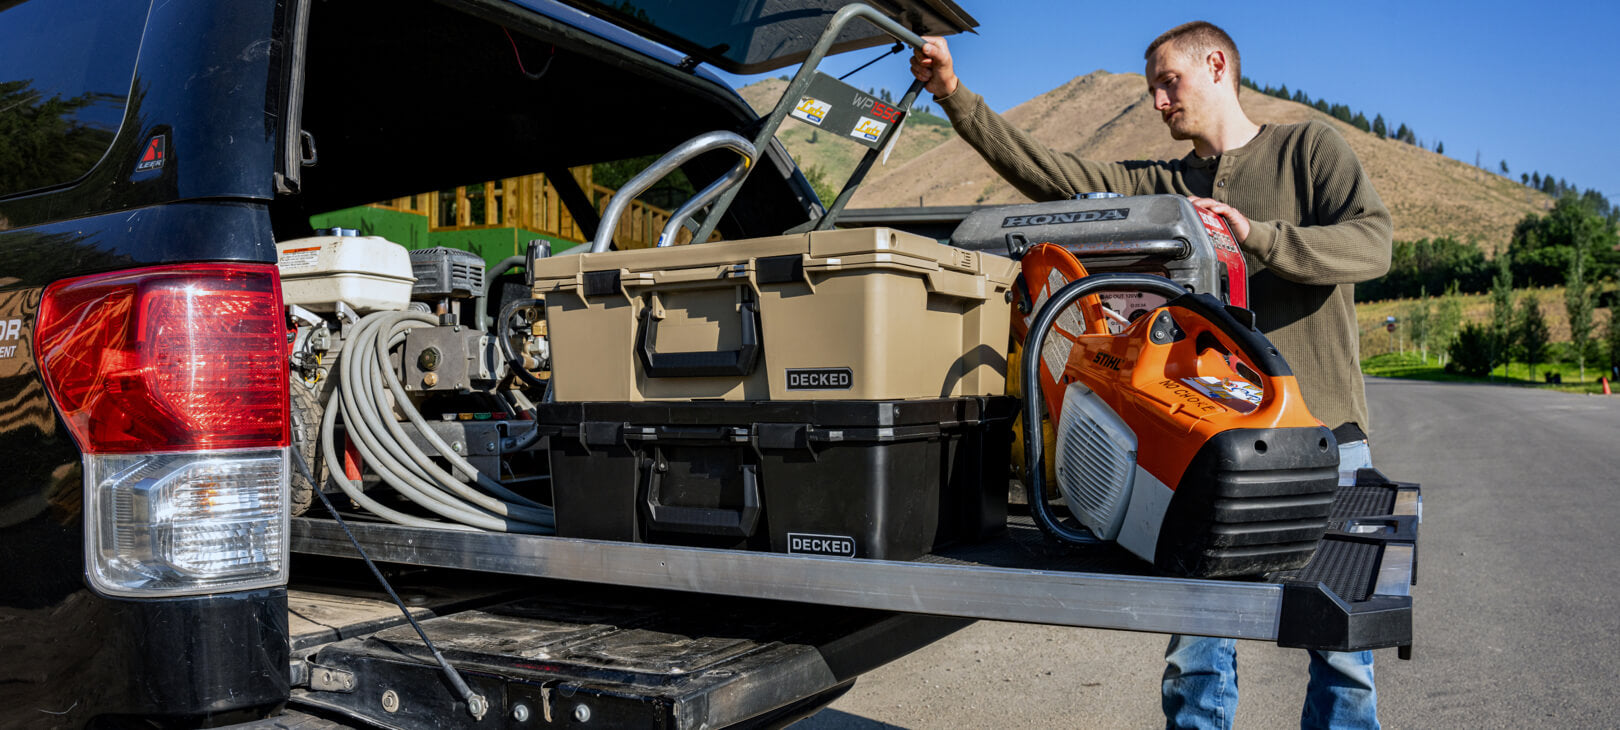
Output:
[367, 168, 718, 249]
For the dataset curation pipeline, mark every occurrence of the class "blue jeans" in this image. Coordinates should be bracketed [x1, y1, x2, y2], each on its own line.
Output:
[1161, 440, 1378, 730]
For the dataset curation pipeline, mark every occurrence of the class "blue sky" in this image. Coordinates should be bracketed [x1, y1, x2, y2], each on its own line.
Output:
[721, 1, 1619, 205]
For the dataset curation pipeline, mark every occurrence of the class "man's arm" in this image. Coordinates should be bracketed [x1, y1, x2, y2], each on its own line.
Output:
[1203, 124, 1392, 285]
[912, 37, 1146, 201]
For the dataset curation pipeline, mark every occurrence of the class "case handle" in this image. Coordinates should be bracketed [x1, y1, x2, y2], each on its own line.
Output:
[635, 294, 762, 378]
[643, 461, 761, 538]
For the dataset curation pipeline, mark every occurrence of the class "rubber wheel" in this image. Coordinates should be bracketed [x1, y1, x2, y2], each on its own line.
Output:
[288, 377, 325, 517]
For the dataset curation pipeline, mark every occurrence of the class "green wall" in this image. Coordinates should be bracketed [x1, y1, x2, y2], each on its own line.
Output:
[308, 205, 429, 249]
[308, 206, 584, 274]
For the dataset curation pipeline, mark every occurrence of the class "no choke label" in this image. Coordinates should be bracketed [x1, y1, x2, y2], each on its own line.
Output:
[786, 367, 853, 390]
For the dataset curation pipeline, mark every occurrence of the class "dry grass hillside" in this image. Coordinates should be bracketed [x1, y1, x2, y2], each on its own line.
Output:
[742, 72, 1552, 248]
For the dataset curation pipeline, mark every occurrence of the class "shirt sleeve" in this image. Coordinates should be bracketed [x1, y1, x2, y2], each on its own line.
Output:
[1241, 122, 1393, 285]
[936, 83, 1149, 201]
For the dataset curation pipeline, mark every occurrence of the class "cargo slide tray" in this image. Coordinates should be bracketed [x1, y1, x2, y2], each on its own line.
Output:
[291, 469, 1418, 654]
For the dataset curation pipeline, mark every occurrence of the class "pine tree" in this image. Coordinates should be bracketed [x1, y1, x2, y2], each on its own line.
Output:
[1565, 246, 1595, 382]
[1434, 281, 1466, 367]
[1489, 255, 1515, 375]
[1533, 172, 1541, 188]
[1521, 173, 1530, 186]
[1351, 112, 1370, 133]
[1436, 140, 1444, 155]
[1372, 114, 1387, 138]
[1500, 160, 1510, 176]
[1277, 83, 1289, 99]
[1518, 290, 1549, 381]
[1395, 123, 1411, 143]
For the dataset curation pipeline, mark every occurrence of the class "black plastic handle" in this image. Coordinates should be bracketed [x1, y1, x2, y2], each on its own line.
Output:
[635, 295, 762, 378]
[643, 462, 761, 538]
[1163, 292, 1292, 378]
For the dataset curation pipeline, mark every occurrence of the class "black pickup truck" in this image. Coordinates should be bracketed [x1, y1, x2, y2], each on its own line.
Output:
[0, 1, 1418, 728]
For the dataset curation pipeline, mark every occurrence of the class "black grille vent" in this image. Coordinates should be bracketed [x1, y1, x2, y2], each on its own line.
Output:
[409, 246, 486, 299]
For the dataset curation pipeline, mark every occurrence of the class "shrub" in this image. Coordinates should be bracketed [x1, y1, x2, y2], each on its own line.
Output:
[1445, 322, 1497, 376]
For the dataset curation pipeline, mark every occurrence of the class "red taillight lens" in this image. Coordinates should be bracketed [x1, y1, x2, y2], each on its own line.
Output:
[36, 264, 290, 453]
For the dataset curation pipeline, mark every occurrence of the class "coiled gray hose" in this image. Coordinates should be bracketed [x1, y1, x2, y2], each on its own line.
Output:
[319, 310, 554, 533]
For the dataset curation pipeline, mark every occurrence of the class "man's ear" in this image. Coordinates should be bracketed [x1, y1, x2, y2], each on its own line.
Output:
[1206, 49, 1227, 86]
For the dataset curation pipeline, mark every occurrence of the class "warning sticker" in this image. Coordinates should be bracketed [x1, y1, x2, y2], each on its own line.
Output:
[1041, 333, 1074, 385]
[1024, 266, 1069, 330]
[1197, 209, 1242, 255]
[277, 246, 322, 272]
[791, 96, 832, 126]
[1055, 302, 1086, 337]
[849, 116, 888, 143]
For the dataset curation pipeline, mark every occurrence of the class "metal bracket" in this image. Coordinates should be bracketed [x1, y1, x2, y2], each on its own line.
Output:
[308, 664, 357, 693]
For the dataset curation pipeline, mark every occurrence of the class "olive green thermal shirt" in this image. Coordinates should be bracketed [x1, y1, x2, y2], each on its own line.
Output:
[938, 84, 1392, 434]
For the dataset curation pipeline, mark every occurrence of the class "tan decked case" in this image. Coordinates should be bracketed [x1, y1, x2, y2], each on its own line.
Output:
[532, 228, 1018, 401]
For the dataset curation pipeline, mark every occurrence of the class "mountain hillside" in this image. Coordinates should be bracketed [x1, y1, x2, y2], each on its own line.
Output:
[742, 72, 1550, 248]
[738, 78, 956, 201]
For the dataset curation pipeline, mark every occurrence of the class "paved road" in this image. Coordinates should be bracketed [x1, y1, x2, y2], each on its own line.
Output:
[798, 378, 1620, 728]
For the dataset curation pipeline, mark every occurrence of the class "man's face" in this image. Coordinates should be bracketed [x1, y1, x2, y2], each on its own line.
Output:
[1145, 41, 1220, 142]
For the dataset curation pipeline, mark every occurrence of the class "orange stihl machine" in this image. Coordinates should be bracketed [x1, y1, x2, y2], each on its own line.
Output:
[955, 194, 1340, 578]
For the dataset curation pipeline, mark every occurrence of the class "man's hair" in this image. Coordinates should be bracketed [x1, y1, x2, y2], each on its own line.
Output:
[1145, 21, 1241, 94]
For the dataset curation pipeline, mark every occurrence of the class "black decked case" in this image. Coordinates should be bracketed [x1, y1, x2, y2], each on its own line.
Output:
[536, 397, 1017, 561]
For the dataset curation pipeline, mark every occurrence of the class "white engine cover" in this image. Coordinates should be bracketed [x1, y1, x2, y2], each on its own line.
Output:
[276, 234, 416, 313]
[1053, 383, 1137, 540]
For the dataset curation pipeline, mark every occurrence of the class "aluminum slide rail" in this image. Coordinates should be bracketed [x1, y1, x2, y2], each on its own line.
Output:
[291, 499, 1418, 645]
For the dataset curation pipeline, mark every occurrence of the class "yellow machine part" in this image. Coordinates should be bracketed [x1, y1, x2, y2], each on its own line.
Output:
[1006, 343, 1059, 498]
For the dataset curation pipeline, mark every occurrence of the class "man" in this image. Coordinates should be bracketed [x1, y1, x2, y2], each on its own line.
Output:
[912, 21, 1391, 730]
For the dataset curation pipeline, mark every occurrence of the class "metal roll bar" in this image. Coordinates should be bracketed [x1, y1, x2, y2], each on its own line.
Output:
[689, 3, 931, 244]
[590, 131, 755, 253]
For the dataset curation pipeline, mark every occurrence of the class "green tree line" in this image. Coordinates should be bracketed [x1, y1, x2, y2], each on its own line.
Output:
[1358, 194, 1620, 302]
[1376, 195, 1620, 384]
[1241, 77, 1421, 146]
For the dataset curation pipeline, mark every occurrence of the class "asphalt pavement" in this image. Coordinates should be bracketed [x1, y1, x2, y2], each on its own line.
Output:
[798, 377, 1620, 728]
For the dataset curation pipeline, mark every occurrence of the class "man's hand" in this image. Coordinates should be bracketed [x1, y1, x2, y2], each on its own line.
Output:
[910, 35, 959, 98]
[1187, 196, 1251, 243]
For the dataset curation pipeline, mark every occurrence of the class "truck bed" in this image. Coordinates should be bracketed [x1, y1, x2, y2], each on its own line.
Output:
[262, 570, 967, 729]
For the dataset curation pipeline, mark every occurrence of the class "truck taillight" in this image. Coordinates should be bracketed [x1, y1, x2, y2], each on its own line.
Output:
[36, 264, 290, 597]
